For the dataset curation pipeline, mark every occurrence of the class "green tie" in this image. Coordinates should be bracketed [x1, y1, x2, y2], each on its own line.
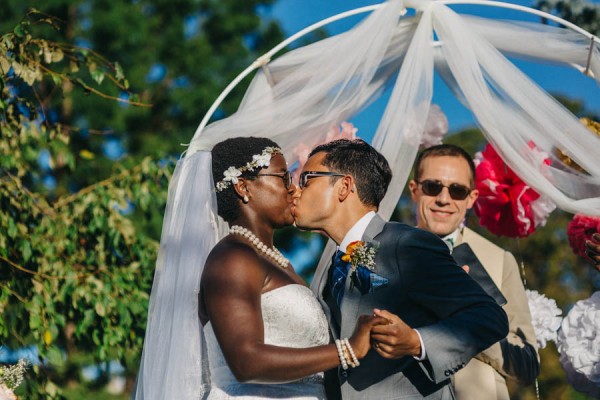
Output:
[443, 237, 454, 253]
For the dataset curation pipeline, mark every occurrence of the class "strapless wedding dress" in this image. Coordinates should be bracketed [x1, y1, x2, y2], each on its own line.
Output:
[204, 284, 330, 399]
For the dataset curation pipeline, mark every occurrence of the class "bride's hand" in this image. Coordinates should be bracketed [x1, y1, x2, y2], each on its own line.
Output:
[348, 315, 390, 359]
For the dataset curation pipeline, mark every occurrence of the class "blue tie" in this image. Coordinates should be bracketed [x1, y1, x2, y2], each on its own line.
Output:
[331, 250, 350, 307]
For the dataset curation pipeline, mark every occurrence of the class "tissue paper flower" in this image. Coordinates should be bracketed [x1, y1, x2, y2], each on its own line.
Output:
[558, 291, 600, 394]
[526, 289, 562, 349]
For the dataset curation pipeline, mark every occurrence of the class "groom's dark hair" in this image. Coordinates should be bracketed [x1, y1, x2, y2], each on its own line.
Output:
[309, 139, 392, 207]
[212, 136, 280, 222]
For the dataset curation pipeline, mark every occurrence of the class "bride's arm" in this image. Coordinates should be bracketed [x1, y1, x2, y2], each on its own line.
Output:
[201, 241, 381, 383]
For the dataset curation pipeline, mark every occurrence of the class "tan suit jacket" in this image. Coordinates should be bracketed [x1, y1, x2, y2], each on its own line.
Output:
[452, 227, 539, 400]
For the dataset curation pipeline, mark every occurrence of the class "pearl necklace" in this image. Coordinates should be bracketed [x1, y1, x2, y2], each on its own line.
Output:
[230, 225, 289, 269]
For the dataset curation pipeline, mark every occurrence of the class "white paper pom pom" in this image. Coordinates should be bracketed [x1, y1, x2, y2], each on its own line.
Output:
[526, 289, 562, 349]
[420, 104, 448, 148]
[558, 291, 600, 394]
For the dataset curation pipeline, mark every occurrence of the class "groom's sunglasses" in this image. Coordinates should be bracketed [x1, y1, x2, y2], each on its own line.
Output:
[416, 179, 472, 200]
[299, 171, 345, 189]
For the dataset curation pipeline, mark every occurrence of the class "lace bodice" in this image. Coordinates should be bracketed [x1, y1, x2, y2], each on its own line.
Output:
[204, 284, 329, 399]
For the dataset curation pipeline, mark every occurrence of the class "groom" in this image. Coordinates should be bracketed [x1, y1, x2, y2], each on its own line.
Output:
[292, 139, 508, 400]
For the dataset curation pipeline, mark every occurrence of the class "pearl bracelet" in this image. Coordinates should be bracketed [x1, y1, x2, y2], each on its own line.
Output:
[335, 339, 349, 370]
[343, 338, 360, 367]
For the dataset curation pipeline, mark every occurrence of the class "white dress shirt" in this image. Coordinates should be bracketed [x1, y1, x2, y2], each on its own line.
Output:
[440, 228, 461, 253]
[339, 211, 376, 253]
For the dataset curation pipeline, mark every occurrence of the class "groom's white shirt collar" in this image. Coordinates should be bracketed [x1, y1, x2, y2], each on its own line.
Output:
[339, 211, 376, 253]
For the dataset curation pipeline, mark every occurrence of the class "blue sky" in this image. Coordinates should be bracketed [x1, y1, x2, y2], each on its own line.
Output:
[268, 0, 600, 141]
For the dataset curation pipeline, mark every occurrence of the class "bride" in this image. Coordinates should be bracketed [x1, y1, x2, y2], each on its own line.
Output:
[201, 137, 385, 399]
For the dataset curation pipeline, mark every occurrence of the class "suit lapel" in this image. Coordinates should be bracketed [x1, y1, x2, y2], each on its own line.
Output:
[457, 227, 503, 288]
[362, 213, 386, 244]
[310, 240, 338, 338]
[311, 240, 337, 299]
[339, 214, 386, 338]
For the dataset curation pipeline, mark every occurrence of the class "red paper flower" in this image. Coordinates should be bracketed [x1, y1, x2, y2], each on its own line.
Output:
[473, 143, 554, 238]
[567, 214, 600, 259]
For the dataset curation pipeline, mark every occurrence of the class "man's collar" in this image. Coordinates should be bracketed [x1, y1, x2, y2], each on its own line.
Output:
[440, 227, 462, 252]
[339, 211, 377, 253]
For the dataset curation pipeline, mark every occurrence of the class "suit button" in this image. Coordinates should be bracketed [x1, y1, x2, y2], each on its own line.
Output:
[444, 370, 451, 376]
[341, 371, 348, 378]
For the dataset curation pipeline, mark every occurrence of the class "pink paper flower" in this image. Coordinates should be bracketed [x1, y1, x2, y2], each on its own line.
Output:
[292, 122, 358, 183]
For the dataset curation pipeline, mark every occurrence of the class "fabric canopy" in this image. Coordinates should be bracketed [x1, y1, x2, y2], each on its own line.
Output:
[189, 0, 600, 217]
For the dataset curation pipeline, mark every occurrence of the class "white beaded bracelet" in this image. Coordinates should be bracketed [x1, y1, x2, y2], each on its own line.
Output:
[335, 339, 349, 370]
[343, 338, 360, 367]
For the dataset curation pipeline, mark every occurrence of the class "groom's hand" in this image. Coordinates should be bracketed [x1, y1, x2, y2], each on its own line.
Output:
[349, 315, 392, 359]
[370, 309, 422, 359]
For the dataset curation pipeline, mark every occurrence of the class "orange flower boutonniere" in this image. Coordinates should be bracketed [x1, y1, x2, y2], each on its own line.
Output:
[342, 240, 378, 278]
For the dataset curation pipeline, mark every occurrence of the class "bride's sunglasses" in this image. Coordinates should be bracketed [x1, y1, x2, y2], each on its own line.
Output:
[416, 179, 472, 200]
[257, 171, 293, 189]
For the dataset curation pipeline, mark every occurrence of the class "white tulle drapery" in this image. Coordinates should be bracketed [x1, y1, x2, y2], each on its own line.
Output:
[133, 153, 218, 399]
[135, 1, 600, 398]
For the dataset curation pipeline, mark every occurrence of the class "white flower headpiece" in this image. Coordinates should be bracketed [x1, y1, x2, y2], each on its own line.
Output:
[215, 146, 282, 192]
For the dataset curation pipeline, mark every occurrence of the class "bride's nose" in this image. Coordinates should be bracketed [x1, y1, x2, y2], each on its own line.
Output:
[289, 184, 301, 199]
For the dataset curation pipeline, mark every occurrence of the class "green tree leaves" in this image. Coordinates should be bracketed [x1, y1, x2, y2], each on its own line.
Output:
[535, 0, 600, 35]
[0, 11, 171, 399]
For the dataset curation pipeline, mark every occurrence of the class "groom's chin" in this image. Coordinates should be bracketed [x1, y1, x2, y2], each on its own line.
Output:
[292, 218, 309, 232]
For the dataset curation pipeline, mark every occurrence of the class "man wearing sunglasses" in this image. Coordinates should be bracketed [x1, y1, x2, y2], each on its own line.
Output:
[293, 138, 508, 400]
[409, 144, 539, 400]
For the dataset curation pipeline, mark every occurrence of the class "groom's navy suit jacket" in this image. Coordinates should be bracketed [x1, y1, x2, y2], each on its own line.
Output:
[311, 215, 509, 400]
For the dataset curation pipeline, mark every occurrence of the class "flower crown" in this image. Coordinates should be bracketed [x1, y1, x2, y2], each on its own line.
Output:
[215, 146, 282, 192]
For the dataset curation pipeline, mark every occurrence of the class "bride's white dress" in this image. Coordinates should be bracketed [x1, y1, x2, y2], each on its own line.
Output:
[204, 284, 330, 399]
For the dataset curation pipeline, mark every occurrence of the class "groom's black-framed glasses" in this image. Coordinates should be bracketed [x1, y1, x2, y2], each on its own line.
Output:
[416, 179, 472, 201]
[299, 171, 345, 189]
[257, 171, 293, 190]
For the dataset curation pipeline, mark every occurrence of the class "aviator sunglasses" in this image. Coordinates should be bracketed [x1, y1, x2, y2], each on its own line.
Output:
[416, 179, 472, 201]
[257, 171, 293, 189]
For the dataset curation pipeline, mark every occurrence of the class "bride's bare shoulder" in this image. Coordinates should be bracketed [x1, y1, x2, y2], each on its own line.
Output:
[202, 237, 265, 283]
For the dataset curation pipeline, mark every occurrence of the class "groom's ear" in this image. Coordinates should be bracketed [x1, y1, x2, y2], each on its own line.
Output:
[337, 175, 354, 202]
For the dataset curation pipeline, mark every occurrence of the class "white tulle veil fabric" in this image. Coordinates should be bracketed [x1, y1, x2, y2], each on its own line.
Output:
[134, 1, 600, 398]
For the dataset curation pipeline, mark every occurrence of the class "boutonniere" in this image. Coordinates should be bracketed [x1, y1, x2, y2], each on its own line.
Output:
[342, 240, 378, 285]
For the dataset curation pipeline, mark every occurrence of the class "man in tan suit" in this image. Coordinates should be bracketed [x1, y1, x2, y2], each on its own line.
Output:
[408, 144, 539, 399]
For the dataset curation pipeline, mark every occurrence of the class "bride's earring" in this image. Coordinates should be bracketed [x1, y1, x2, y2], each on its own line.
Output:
[243, 195, 249, 203]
